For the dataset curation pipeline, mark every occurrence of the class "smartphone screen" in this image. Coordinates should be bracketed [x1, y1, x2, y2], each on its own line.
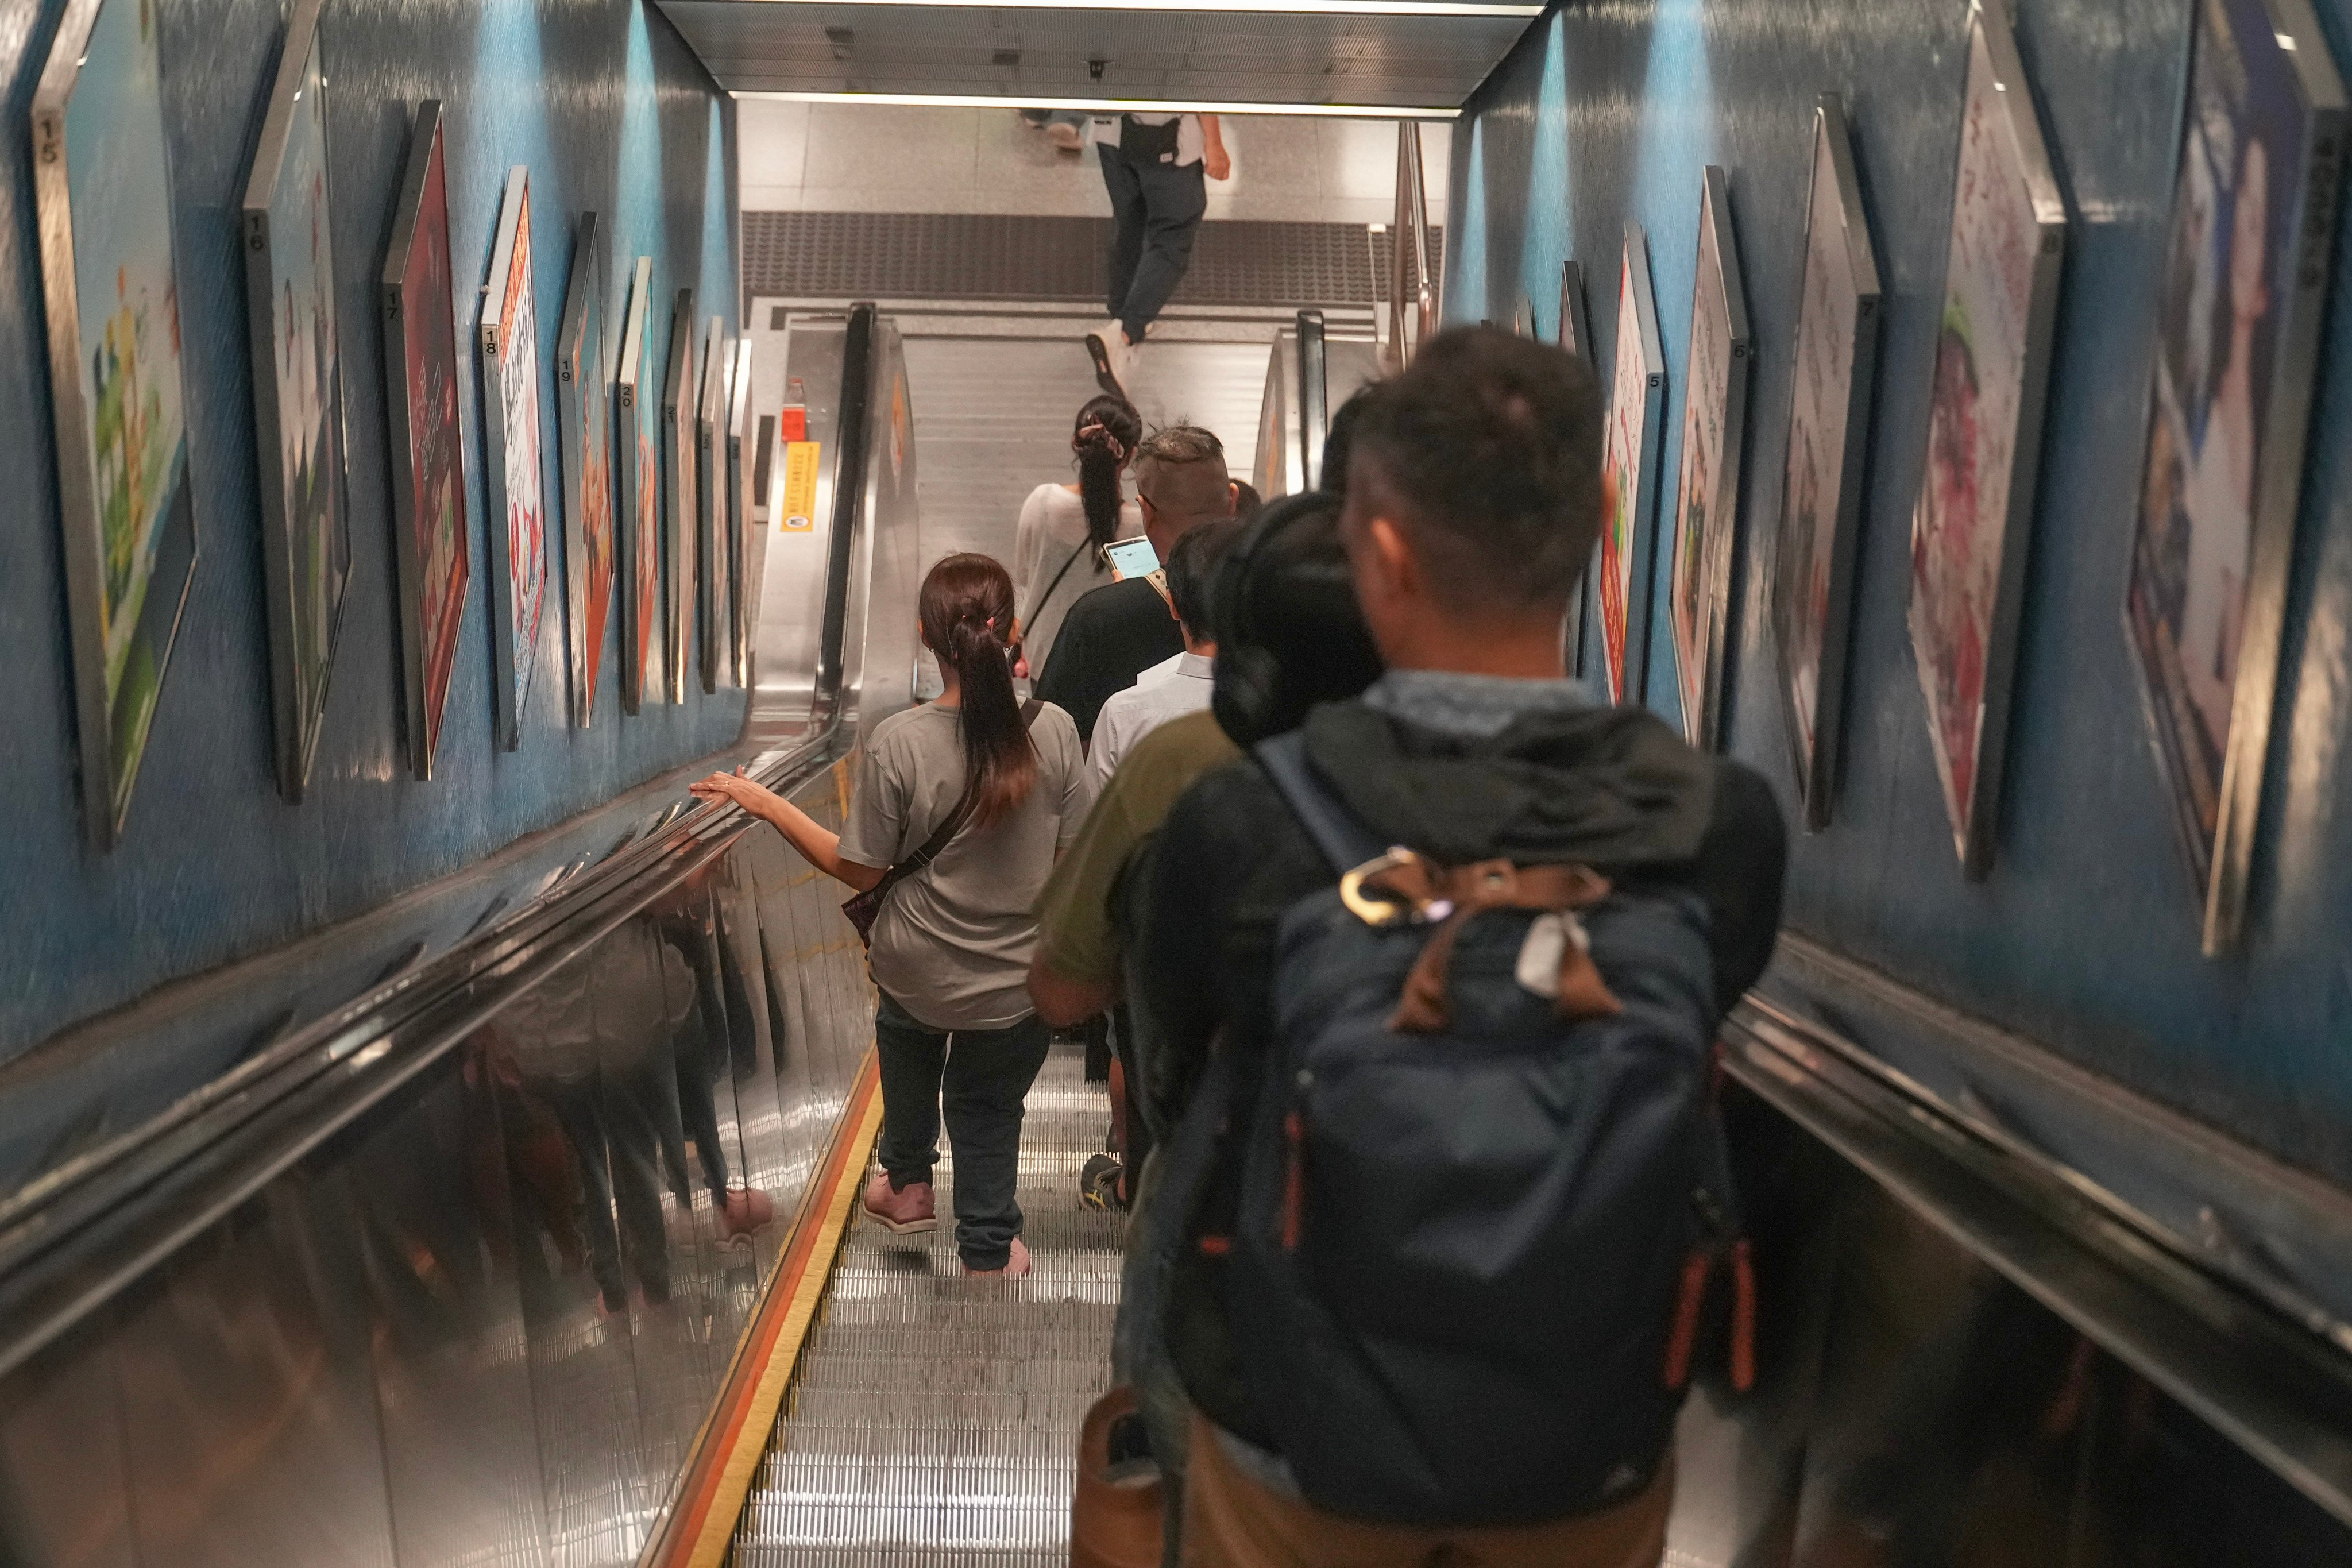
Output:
[1102, 536, 1160, 581]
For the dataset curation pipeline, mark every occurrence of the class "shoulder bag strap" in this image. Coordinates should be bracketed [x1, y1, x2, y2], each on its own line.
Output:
[1030, 540, 1091, 628]
[1253, 732, 1390, 873]
[881, 699, 1048, 889]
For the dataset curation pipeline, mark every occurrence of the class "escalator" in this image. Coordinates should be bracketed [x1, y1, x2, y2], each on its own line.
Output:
[0, 304, 921, 1568]
[7, 297, 2351, 1568]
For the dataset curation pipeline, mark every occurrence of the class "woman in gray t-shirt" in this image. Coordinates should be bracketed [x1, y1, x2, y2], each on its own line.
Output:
[694, 554, 1093, 1277]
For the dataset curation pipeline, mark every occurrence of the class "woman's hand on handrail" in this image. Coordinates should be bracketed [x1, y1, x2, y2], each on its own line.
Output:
[692, 769, 886, 893]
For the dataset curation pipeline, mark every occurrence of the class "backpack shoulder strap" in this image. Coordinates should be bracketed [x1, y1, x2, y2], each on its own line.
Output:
[1253, 732, 1389, 873]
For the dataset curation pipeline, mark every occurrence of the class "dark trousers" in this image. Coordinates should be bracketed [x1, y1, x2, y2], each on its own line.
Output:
[875, 991, 1053, 1269]
[1098, 145, 1208, 340]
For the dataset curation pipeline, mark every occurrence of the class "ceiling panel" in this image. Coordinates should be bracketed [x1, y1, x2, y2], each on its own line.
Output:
[656, 2, 1536, 109]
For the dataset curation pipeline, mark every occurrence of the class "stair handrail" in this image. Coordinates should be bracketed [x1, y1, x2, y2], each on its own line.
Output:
[1387, 121, 1439, 372]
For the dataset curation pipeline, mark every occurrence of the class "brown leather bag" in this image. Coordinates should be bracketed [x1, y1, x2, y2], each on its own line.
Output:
[1069, 1386, 1162, 1568]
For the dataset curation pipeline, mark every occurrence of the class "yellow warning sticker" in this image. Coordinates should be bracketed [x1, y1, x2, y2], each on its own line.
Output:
[780, 441, 820, 531]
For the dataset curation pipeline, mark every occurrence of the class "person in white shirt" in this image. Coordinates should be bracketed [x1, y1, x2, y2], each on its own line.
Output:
[1088, 517, 1244, 786]
[1014, 394, 1145, 680]
[1082, 113, 1233, 394]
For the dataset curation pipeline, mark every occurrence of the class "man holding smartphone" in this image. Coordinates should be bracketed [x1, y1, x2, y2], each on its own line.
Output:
[1036, 425, 1235, 746]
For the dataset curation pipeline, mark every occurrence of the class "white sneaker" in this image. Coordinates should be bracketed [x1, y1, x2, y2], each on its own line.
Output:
[1083, 321, 1130, 396]
[1046, 120, 1084, 152]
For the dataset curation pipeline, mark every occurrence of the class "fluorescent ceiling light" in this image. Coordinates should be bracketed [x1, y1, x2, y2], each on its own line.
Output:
[737, 90, 1462, 117]
[737, 1, 1541, 14]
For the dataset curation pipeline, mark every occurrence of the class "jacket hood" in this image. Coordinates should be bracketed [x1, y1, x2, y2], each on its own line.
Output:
[1298, 697, 1715, 870]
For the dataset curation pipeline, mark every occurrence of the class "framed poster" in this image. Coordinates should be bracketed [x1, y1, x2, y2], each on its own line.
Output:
[1774, 94, 1884, 831]
[381, 102, 468, 781]
[1598, 223, 1666, 704]
[696, 316, 727, 694]
[557, 211, 613, 728]
[1907, 0, 2067, 877]
[480, 167, 547, 751]
[1559, 259, 1592, 363]
[1666, 167, 1754, 751]
[615, 257, 662, 713]
[662, 287, 698, 704]
[1556, 259, 1596, 680]
[32, 0, 201, 851]
[2126, 0, 2345, 952]
[241, 0, 351, 803]
[727, 336, 758, 688]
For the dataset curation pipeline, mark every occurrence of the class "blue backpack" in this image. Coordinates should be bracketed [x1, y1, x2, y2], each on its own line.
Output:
[1213, 732, 1751, 1527]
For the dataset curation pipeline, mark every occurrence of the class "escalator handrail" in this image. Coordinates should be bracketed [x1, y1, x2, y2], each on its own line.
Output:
[1723, 979, 2352, 1528]
[0, 304, 885, 1383]
[1296, 309, 1328, 492]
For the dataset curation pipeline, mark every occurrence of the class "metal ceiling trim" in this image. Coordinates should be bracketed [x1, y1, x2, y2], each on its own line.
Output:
[728, 0, 1540, 11]
[732, 89, 1463, 116]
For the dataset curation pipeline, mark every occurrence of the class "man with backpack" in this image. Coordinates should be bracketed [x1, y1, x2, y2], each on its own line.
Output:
[1129, 326, 1787, 1565]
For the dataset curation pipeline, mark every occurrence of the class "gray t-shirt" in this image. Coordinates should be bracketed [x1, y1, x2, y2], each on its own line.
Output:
[839, 701, 1095, 1031]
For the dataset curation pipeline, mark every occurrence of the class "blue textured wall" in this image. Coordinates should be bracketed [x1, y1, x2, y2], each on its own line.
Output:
[1447, 0, 2352, 1183]
[0, 0, 740, 1055]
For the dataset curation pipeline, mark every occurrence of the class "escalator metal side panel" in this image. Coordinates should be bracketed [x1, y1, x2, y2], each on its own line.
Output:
[747, 319, 841, 748]
[846, 319, 922, 749]
[1253, 326, 1303, 501]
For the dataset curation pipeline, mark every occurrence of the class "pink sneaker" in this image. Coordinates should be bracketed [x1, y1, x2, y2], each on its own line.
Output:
[965, 1237, 1032, 1279]
[862, 1172, 937, 1234]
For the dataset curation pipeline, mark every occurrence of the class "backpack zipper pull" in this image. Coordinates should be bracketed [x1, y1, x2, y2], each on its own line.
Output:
[1731, 1238, 1758, 1393]
[1662, 1249, 1712, 1390]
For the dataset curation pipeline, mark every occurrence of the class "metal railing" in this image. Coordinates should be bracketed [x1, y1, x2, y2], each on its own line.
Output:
[1385, 120, 1440, 372]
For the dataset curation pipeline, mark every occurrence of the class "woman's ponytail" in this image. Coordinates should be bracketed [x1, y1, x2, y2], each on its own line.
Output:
[1072, 393, 1142, 551]
[918, 554, 1037, 828]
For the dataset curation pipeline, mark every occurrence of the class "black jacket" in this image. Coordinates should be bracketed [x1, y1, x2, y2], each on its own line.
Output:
[1035, 577, 1186, 746]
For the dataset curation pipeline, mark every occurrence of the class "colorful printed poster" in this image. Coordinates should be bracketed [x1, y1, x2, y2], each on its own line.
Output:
[1772, 95, 1882, 827]
[1906, 0, 2064, 871]
[481, 167, 547, 748]
[243, 0, 351, 798]
[616, 256, 663, 711]
[558, 213, 612, 725]
[2126, 0, 2345, 946]
[1664, 169, 1749, 750]
[383, 105, 469, 779]
[36, 0, 202, 843]
[1598, 233, 1662, 704]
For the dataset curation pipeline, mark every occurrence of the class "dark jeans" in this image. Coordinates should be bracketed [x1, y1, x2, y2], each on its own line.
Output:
[1098, 144, 1207, 341]
[875, 991, 1053, 1269]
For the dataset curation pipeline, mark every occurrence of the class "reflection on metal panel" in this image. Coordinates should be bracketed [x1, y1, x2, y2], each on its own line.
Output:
[0, 1318, 140, 1568]
[733, 1048, 1119, 1565]
[750, 313, 922, 754]
[1256, 319, 1378, 499]
[1660, 1087, 2352, 1566]
[344, 1069, 549, 1568]
[0, 757, 881, 1567]
[112, 1184, 399, 1568]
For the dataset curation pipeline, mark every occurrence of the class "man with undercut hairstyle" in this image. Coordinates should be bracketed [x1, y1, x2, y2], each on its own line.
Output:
[1036, 424, 1237, 747]
[1130, 327, 1788, 1566]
